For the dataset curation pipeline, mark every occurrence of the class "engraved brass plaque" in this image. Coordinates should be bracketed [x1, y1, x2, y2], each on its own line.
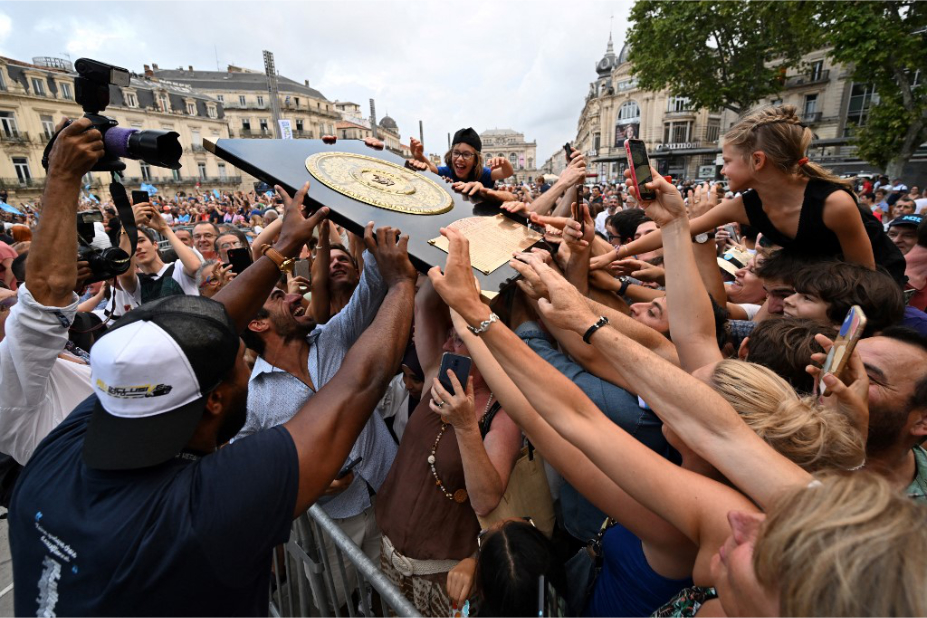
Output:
[428, 214, 543, 275]
[306, 152, 453, 215]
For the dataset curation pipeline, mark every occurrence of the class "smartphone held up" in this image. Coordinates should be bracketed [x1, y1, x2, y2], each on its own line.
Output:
[818, 305, 867, 396]
[624, 139, 656, 201]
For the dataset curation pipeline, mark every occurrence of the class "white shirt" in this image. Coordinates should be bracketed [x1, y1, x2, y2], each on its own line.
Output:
[595, 209, 617, 237]
[0, 284, 93, 464]
[916, 198, 927, 215]
[111, 261, 199, 318]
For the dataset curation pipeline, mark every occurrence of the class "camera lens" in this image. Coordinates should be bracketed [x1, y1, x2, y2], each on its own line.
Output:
[127, 130, 182, 169]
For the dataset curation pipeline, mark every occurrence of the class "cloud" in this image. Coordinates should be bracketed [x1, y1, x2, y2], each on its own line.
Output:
[4, 0, 634, 162]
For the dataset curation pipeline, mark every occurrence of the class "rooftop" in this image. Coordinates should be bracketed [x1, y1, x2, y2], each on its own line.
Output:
[153, 67, 328, 101]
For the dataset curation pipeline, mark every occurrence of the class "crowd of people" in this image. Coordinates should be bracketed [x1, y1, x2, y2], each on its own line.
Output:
[1, 106, 926, 617]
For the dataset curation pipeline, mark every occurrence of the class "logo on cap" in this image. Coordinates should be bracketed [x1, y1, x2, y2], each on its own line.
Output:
[96, 378, 174, 399]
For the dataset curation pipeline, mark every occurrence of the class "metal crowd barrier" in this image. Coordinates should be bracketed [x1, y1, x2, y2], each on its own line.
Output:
[269, 504, 421, 618]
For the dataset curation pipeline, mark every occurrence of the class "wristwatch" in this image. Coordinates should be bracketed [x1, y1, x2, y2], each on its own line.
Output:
[260, 244, 296, 274]
[693, 232, 715, 244]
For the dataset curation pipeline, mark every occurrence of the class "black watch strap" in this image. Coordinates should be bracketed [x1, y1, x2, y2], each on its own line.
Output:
[583, 316, 610, 344]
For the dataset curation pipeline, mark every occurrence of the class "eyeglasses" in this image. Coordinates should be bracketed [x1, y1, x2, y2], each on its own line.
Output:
[193, 233, 217, 240]
[219, 240, 243, 251]
[199, 275, 220, 289]
[451, 150, 476, 161]
[477, 516, 535, 550]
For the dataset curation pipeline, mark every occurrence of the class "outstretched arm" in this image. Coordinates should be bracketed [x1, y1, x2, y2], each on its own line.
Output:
[641, 176, 724, 372]
[284, 226, 417, 516]
[28, 118, 104, 307]
[429, 229, 756, 548]
[524, 258, 812, 508]
[213, 183, 328, 333]
[448, 308, 687, 549]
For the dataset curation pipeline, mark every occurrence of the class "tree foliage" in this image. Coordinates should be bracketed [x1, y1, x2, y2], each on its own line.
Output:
[626, 1, 822, 114]
[816, 1, 927, 178]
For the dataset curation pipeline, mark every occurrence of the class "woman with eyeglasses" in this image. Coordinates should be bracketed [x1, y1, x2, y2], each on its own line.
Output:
[407, 128, 514, 193]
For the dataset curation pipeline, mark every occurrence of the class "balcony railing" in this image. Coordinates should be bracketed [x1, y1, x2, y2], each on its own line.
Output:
[293, 130, 314, 138]
[0, 176, 42, 188]
[189, 143, 207, 153]
[665, 109, 697, 118]
[785, 69, 830, 88]
[198, 176, 243, 184]
[0, 131, 30, 144]
[802, 111, 823, 124]
[236, 129, 274, 139]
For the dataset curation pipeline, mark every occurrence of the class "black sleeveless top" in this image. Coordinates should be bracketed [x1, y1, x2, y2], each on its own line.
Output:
[742, 179, 906, 284]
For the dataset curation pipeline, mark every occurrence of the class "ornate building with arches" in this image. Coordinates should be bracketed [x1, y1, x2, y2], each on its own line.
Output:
[479, 128, 538, 184]
[574, 34, 734, 182]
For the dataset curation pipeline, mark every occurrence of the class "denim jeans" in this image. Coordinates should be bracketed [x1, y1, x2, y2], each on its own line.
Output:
[515, 321, 670, 542]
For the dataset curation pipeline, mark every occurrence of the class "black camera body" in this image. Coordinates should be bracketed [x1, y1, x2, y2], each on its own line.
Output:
[42, 58, 183, 173]
[76, 211, 131, 284]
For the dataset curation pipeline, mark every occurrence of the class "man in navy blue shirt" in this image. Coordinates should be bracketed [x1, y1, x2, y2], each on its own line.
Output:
[9, 140, 417, 617]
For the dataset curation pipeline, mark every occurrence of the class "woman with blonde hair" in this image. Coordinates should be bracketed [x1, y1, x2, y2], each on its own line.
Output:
[429, 233, 918, 615]
[609, 105, 905, 282]
[708, 360, 865, 472]
[444, 304, 864, 616]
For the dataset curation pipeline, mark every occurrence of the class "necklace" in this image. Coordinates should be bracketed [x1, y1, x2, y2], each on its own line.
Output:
[428, 393, 494, 504]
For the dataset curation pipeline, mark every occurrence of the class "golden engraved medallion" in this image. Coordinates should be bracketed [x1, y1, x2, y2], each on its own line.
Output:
[306, 152, 453, 215]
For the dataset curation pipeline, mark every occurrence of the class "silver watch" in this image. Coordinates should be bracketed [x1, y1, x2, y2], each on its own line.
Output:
[693, 232, 711, 244]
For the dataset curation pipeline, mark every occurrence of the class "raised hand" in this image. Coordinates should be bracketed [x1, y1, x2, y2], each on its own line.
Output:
[610, 258, 665, 284]
[521, 258, 597, 333]
[428, 227, 485, 321]
[451, 181, 484, 198]
[47, 117, 105, 182]
[362, 222, 417, 287]
[806, 334, 870, 439]
[509, 251, 552, 301]
[563, 202, 595, 252]
[486, 156, 507, 170]
[687, 182, 718, 219]
[274, 182, 329, 257]
[500, 201, 529, 215]
[429, 373, 476, 429]
[410, 137, 425, 161]
[623, 165, 687, 227]
[363, 136, 384, 150]
[406, 159, 429, 172]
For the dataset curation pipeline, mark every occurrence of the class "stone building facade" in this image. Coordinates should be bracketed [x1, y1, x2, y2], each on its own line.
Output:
[574, 35, 926, 185]
[479, 128, 538, 183]
[0, 56, 239, 202]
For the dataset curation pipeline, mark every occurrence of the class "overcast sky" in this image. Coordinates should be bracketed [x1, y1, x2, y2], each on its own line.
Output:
[0, 0, 633, 166]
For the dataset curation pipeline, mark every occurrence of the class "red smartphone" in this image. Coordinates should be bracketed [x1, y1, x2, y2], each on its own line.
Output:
[625, 139, 656, 201]
[818, 305, 867, 396]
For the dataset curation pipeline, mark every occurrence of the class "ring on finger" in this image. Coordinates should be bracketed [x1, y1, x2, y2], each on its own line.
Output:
[437, 401, 445, 408]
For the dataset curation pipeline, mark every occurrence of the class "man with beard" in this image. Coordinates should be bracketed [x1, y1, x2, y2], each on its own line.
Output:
[237, 222, 399, 610]
[855, 327, 927, 501]
[8, 182, 418, 615]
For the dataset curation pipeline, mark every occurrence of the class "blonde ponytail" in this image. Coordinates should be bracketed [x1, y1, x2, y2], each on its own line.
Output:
[724, 105, 854, 192]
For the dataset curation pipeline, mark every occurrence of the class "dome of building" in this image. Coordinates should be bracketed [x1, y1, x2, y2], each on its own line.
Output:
[617, 42, 631, 65]
[379, 115, 398, 130]
[596, 33, 620, 76]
